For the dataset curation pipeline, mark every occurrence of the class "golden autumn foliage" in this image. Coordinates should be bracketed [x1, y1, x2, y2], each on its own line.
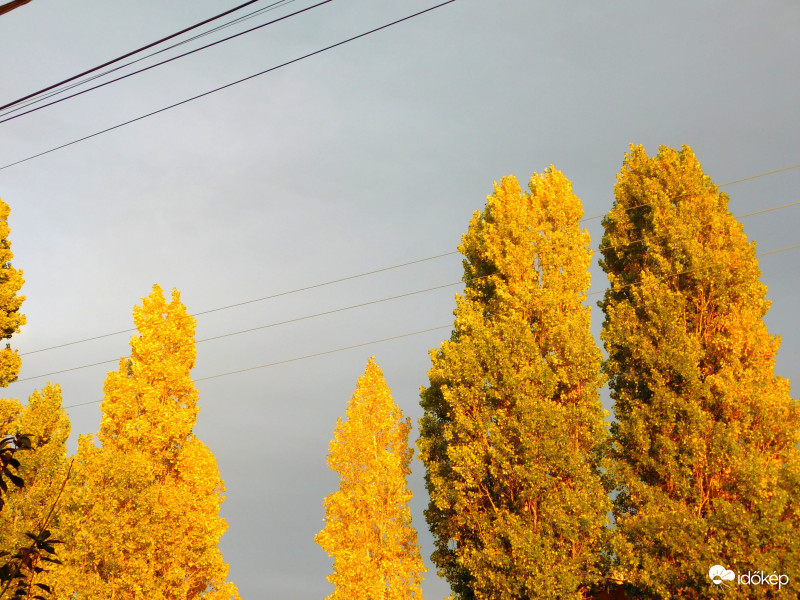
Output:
[0, 385, 70, 600]
[600, 145, 800, 598]
[418, 170, 609, 600]
[316, 357, 426, 600]
[0, 384, 70, 550]
[0, 199, 25, 387]
[58, 285, 240, 600]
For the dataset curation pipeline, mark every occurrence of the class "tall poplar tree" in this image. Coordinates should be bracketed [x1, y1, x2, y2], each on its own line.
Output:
[418, 170, 610, 600]
[0, 198, 25, 387]
[61, 285, 240, 600]
[600, 145, 800, 598]
[316, 357, 425, 600]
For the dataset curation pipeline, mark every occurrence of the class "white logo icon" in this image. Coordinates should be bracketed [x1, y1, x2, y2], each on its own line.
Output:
[709, 565, 735, 588]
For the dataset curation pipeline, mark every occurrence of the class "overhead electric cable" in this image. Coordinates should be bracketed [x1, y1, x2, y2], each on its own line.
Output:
[193, 325, 452, 382]
[0, 0, 33, 18]
[57, 242, 800, 410]
[17, 199, 799, 357]
[585, 244, 800, 297]
[719, 164, 800, 187]
[0, 0, 331, 125]
[0, 0, 298, 118]
[19, 251, 460, 356]
[61, 324, 452, 409]
[595, 201, 800, 254]
[16, 281, 462, 381]
[15, 242, 799, 385]
[0, 0, 458, 171]
[579, 168, 800, 223]
[0, 0, 271, 112]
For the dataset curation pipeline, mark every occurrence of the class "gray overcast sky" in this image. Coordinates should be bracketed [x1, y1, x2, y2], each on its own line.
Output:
[0, 1, 798, 598]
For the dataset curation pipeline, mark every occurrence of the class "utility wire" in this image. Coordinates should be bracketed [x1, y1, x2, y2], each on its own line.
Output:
[16, 281, 462, 381]
[0, 0, 330, 125]
[61, 324, 452, 409]
[0, 0, 33, 18]
[193, 325, 451, 382]
[586, 244, 800, 297]
[16, 241, 800, 384]
[0, 0, 298, 119]
[19, 251, 459, 356]
[17, 199, 800, 357]
[0, 0, 271, 112]
[57, 243, 800, 410]
[719, 164, 800, 187]
[0, 0, 458, 171]
[595, 201, 800, 254]
[579, 171, 800, 223]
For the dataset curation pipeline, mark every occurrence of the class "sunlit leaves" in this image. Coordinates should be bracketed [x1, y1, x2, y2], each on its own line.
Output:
[60, 285, 240, 600]
[601, 145, 800, 598]
[316, 357, 426, 600]
[418, 170, 610, 599]
[0, 199, 25, 387]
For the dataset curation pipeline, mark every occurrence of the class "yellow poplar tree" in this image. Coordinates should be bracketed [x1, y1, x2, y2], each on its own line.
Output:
[600, 145, 800, 598]
[0, 198, 25, 387]
[60, 285, 240, 600]
[418, 170, 610, 600]
[316, 357, 426, 600]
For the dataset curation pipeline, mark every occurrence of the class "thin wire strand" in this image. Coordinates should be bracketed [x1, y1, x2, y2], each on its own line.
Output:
[23, 243, 800, 388]
[0, 0, 297, 118]
[17, 281, 462, 381]
[59, 243, 800, 410]
[578, 168, 800, 223]
[20, 199, 797, 357]
[61, 325, 452, 408]
[720, 164, 800, 187]
[0, 0, 458, 171]
[0, 0, 330, 125]
[19, 251, 460, 356]
[0, 0, 272, 112]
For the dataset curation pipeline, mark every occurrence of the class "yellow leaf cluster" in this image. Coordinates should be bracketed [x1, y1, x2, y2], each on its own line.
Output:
[0, 199, 25, 387]
[58, 285, 240, 600]
[419, 169, 609, 599]
[316, 357, 426, 600]
[601, 145, 800, 597]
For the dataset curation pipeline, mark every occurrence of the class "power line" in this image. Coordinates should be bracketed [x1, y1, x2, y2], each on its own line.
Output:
[0, 0, 33, 18]
[57, 243, 800, 410]
[0, 0, 276, 112]
[20, 251, 459, 356]
[0, 0, 299, 119]
[586, 244, 800, 298]
[0, 0, 458, 171]
[579, 169, 800, 223]
[595, 201, 800, 254]
[16, 280, 462, 381]
[17, 199, 800, 358]
[0, 0, 331, 125]
[16, 241, 799, 385]
[61, 324, 452, 409]
[719, 164, 800, 187]
[194, 325, 451, 382]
